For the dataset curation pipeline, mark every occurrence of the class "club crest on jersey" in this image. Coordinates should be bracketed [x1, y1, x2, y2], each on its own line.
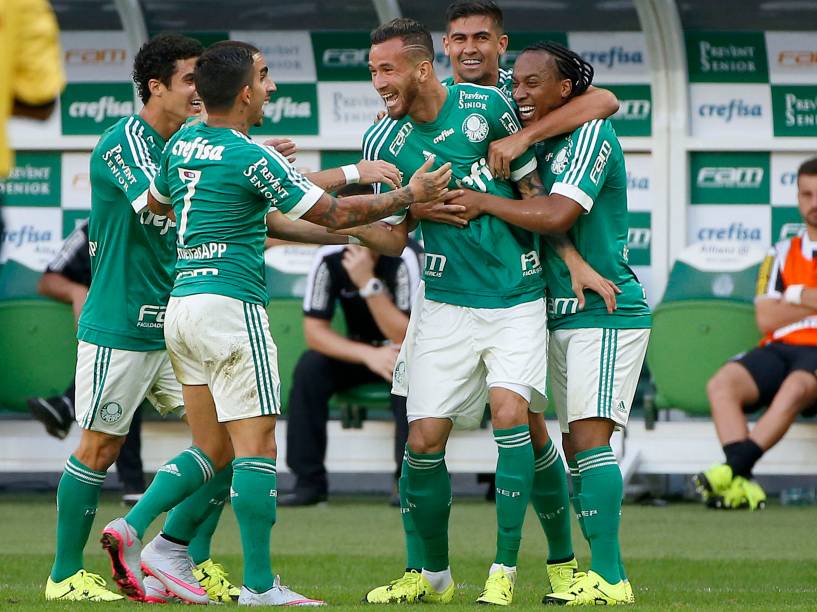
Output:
[551, 147, 569, 174]
[389, 123, 413, 156]
[462, 114, 489, 143]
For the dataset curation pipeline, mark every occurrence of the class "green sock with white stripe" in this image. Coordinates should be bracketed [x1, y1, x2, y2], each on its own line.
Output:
[568, 460, 588, 541]
[162, 464, 232, 548]
[405, 448, 451, 572]
[51, 455, 107, 582]
[399, 450, 424, 571]
[494, 425, 534, 567]
[231, 457, 278, 593]
[125, 446, 214, 540]
[532, 440, 573, 562]
[576, 446, 623, 584]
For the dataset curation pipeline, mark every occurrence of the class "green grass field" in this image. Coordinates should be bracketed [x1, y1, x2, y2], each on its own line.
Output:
[2, 493, 816, 610]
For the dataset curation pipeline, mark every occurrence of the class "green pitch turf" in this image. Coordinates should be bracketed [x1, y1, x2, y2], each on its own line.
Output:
[1, 493, 816, 610]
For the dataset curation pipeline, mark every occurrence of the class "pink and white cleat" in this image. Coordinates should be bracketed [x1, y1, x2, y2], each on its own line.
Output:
[143, 575, 182, 604]
[101, 517, 145, 601]
[238, 575, 326, 606]
[141, 534, 209, 605]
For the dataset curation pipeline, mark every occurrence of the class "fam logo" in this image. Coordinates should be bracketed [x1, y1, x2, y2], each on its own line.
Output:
[462, 113, 489, 143]
[520, 251, 541, 276]
[697, 166, 764, 188]
[99, 402, 123, 424]
[424, 253, 447, 277]
[65, 48, 126, 65]
[389, 123, 413, 156]
[698, 99, 763, 123]
[322, 48, 368, 68]
[777, 51, 817, 68]
[616, 99, 651, 121]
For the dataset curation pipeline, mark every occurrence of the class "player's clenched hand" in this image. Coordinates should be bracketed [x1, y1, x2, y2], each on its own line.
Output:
[410, 193, 468, 228]
[263, 137, 297, 163]
[488, 131, 530, 180]
[364, 344, 401, 381]
[356, 160, 402, 190]
[568, 260, 621, 313]
[408, 156, 452, 203]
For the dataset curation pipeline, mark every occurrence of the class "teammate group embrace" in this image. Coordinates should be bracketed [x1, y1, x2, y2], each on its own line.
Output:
[44, 0, 650, 607]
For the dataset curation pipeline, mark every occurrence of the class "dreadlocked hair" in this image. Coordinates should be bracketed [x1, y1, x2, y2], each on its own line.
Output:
[522, 41, 593, 99]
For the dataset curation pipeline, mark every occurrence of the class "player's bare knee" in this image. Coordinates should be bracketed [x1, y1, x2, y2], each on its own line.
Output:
[490, 390, 529, 430]
[778, 371, 817, 411]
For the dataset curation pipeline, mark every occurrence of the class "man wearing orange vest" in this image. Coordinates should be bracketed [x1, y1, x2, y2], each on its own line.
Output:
[696, 157, 817, 510]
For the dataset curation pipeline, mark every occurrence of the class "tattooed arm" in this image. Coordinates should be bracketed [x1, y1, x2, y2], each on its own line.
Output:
[300, 158, 453, 230]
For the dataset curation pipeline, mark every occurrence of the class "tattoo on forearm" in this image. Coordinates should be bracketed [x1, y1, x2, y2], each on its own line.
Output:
[317, 186, 415, 228]
[516, 171, 547, 199]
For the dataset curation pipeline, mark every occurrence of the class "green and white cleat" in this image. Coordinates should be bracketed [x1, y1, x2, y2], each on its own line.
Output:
[693, 463, 733, 502]
[546, 558, 581, 595]
[544, 570, 628, 606]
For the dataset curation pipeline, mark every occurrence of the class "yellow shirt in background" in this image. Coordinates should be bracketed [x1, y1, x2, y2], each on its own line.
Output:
[0, 0, 66, 177]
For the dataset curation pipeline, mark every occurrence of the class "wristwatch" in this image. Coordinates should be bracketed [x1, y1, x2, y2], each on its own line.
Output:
[359, 277, 385, 298]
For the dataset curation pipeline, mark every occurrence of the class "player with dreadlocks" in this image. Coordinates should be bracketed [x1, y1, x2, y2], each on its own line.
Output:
[450, 41, 651, 606]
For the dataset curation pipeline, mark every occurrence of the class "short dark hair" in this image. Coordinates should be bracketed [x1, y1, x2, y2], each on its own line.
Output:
[798, 157, 817, 178]
[445, 0, 504, 31]
[194, 45, 255, 113]
[371, 18, 434, 63]
[209, 39, 260, 55]
[521, 41, 594, 99]
[132, 33, 203, 104]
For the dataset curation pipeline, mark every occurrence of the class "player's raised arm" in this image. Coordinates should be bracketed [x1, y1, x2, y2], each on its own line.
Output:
[301, 157, 453, 230]
[304, 160, 403, 193]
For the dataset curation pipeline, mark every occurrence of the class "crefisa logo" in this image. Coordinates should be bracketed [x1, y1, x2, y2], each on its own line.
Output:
[697, 223, 762, 241]
[698, 98, 763, 123]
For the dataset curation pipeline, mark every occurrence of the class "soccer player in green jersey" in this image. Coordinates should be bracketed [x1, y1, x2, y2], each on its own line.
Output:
[366, 3, 621, 605]
[43, 33, 218, 604]
[136, 43, 450, 606]
[360, 18, 618, 606]
[450, 42, 651, 606]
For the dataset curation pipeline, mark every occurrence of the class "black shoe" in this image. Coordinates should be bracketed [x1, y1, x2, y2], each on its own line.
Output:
[27, 395, 73, 439]
[277, 490, 328, 507]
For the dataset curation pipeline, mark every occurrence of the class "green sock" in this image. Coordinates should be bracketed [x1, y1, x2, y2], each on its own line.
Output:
[576, 446, 623, 584]
[125, 446, 214, 539]
[405, 448, 450, 572]
[567, 460, 588, 541]
[231, 457, 277, 593]
[532, 440, 573, 562]
[51, 456, 106, 582]
[163, 464, 232, 558]
[399, 450, 424, 571]
[493, 425, 534, 567]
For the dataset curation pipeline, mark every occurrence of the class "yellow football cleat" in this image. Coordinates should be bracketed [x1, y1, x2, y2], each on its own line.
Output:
[193, 558, 240, 602]
[714, 476, 767, 511]
[624, 579, 635, 604]
[547, 558, 581, 594]
[45, 569, 124, 602]
[693, 463, 734, 502]
[425, 579, 456, 604]
[364, 570, 429, 604]
[543, 570, 628, 606]
[476, 568, 515, 606]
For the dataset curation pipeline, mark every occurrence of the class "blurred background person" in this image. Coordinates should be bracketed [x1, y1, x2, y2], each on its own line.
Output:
[282, 184, 422, 507]
[0, 0, 65, 257]
[696, 158, 817, 511]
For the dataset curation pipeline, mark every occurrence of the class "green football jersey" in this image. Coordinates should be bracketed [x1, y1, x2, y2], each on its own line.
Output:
[151, 122, 324, 305]
[78, 115, 176, 351]
[362, 83, 543, 309]
[538, 119, 651, 330]
[441, 67, 513, 100]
